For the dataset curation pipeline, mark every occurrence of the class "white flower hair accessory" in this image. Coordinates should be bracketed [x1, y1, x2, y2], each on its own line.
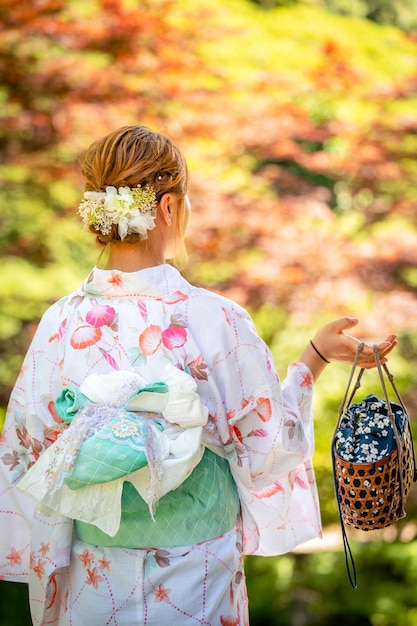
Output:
[78, 185, 158, 240]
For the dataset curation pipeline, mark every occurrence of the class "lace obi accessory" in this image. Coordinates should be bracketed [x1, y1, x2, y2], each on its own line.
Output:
[17, 364, 209, 536]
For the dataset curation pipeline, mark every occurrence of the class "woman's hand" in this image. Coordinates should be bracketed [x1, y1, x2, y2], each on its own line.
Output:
[299, 317, 397, 381]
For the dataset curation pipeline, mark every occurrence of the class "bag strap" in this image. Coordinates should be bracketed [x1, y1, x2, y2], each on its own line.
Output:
[336, 341, 365, 430]
[371, 345, 416, 487]
[381, 357, 417, 484]
[374, 346, 409, 517]
[331, 343, 364, 589]
[331, 443, 358, 588]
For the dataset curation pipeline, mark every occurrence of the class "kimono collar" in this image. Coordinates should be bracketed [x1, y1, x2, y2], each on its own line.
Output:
[80, 263, 187, 300]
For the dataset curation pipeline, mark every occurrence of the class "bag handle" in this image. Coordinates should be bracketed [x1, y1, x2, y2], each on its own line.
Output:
[336, 341, 365, 424]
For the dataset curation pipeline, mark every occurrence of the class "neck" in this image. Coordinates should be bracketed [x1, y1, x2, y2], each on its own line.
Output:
[101, 243, 165, 272]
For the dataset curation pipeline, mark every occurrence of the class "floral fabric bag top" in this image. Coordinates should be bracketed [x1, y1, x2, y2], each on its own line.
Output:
[335, 393, 408, 464]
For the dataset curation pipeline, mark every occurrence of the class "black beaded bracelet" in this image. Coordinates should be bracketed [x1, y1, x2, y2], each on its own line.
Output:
[310, 339, 330, 364]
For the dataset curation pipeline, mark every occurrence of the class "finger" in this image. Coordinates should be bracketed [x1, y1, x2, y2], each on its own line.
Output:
[356, 345, 381, 362]
[331, 317, 358, 333]
[361, 354, 392, 368]
[379, 341, 397, 358]
[375, 335, 397, 356]
[375, 335, 397, 348]
[361, 361, 383, 369]
[359, 339, 397, 365]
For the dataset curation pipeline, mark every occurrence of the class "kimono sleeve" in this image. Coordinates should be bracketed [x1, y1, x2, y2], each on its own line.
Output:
[0, 303, 66, 582]
[201, 300, 321, 555]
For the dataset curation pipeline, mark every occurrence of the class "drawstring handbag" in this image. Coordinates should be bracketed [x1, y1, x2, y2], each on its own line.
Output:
[332, 343, 417, 588]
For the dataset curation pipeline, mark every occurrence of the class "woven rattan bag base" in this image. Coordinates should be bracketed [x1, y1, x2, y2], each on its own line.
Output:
[332, 343, 416, 588]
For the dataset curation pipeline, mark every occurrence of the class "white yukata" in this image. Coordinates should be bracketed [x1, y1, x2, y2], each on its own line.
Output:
[0, 264, 322, 625]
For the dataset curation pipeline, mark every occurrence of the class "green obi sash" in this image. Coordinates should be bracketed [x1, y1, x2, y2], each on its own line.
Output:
[75, 448, 240, 548]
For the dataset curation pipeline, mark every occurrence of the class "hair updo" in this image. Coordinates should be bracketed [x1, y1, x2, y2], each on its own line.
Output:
[78, 125, 189, 247]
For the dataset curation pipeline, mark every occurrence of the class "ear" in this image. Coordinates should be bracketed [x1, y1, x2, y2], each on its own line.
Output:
[158, 193, 173, 226]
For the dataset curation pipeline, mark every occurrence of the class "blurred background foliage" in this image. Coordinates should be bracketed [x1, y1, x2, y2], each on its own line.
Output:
[1, 0, 417, 623]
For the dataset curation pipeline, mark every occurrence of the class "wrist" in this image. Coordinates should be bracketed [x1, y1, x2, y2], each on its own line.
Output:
[309, 339, 330, 364]
[298, 341, 329, 382]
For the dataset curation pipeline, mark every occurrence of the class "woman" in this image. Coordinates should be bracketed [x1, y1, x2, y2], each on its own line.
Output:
[0, 125, 396, 625]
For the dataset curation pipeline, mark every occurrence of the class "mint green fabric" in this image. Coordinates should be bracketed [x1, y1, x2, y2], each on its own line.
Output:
[75, 448, 240, 548]
[54, 381, 168, 425]
[65, 412, 163, 490]
[54, 388, 90, 423]
[125, 381, 169, 408]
